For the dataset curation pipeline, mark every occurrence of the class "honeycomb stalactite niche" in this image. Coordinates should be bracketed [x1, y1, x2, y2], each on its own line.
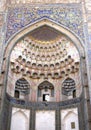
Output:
[7, 26, 82, 101]
[10, 37, 80, 79]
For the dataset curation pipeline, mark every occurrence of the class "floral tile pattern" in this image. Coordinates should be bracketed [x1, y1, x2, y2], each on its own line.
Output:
[6, 4, 84, 43]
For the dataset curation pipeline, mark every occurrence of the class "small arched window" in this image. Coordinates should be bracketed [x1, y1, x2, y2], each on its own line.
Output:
[38, 81, 54, 102]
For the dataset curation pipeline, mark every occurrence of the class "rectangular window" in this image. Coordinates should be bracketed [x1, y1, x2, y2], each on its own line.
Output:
[14, 90, 19, 98]
[43, 94, 49, 101]
[71, 122, 75, 129]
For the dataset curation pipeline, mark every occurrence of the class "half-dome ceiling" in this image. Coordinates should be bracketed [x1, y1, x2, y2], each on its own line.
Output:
[28, 25, 62, 43]
[10, 26, 80, 79]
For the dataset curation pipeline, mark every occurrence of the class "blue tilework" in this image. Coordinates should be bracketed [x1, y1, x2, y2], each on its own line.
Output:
[6, 4, 84, 43]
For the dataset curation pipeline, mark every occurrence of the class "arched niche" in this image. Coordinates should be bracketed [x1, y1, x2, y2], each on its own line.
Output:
[62, 77, 76, 100]
[38, 81, 54, 102]
[14, 78, 30, 100]
[1, 18, 85, 104]
[62, 111, 79, 130]
[5, 18, 85, 57]
[11, 110, 29, 130]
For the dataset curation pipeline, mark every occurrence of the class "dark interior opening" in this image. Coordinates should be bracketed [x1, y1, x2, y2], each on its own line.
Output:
[14, 90, 19, 98]
[43, 94, 49, 101]
[73, 90, 76, 98]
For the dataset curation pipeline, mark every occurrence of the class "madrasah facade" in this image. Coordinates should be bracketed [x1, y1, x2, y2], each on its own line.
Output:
[0, 0, 91, 130]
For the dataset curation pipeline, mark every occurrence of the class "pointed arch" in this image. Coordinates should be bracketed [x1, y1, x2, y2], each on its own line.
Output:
[62, 110, 79, 130]
[11, 110, 28, 130]
[13, 110, 28, 119]
[38, 80, 54, 101]
[62, 77, 76, 96]
[14, 78, 30, 99]
[63, 111, 77, 122]
[5, 18, 85, 58]
[2, 18, 85, 99]
[38, 80, 54, 89]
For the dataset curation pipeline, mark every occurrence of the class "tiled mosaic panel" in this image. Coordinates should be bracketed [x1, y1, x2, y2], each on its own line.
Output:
[6, 4, 84, 43]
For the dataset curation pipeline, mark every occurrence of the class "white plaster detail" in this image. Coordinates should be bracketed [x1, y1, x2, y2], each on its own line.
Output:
[35, 110, 55, 130]
[61, 108, 79, 130]
[11, 107, 30, 130]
